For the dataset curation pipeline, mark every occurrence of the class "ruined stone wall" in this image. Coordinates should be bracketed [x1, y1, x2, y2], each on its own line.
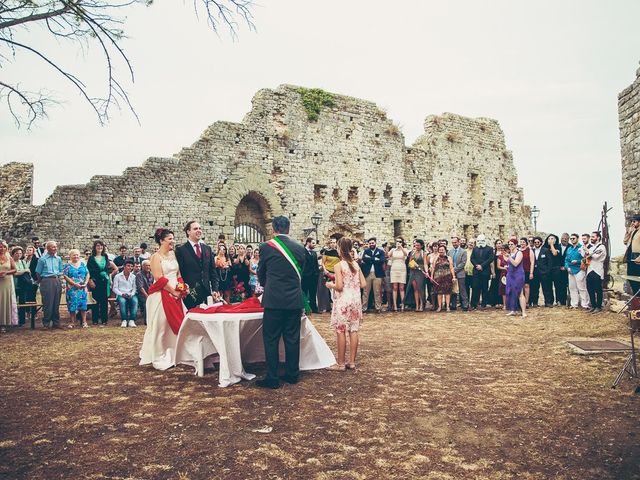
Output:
[619, 62, 640, 220]
[0, 85, 532, 252]
[0, 162, 35, 241]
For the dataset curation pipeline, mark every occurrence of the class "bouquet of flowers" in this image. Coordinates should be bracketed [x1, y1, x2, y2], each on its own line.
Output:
[230, 279, 246, 303]
[175, 278, 189, 299]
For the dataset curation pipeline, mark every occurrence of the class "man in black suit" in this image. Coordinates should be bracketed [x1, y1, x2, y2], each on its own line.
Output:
[175, 220, 219, 309]
[470, 234, 494, 309]
[256, 216, 306, 389]
[530, 236, 553, 307]
[301, 237, 320, 314]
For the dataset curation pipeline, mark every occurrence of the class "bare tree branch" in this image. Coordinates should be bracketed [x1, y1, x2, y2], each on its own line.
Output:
[0, 0, 256, 128]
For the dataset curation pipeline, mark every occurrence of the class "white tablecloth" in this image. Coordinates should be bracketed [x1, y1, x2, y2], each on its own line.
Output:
[174, 312, 336, 387]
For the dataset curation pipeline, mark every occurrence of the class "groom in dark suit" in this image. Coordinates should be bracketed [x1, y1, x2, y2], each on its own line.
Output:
[175, 220, 219, 309]
[256, 216, 307, 389]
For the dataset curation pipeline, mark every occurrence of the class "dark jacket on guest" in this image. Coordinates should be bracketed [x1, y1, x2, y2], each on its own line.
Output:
[471, 246, 494, 276]
[302, 248, 319, 280]
[533, 246, 553, 276]
[544, 235, 564, 271]
[360, 247, 385, 278]
[175, 241, 219, 309]
[258, 235, 306, 310]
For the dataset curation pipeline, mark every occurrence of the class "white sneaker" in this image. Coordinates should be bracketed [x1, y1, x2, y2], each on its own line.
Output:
[127, 320, 137, 328]
[120, 320, 127, 328]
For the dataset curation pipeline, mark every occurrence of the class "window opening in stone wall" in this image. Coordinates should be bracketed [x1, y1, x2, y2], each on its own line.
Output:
[413, 195, 422, 209]
[393, 220, 403, 239]
[332, 188, 340, 201]
[314, 184, 327, 203]
[509, 197, 517, 214]
[348, 187, 358, 204]
[469, 172, 482, 212]
[463, 225, 472, 239]
[498, 225, 505, 238]
[442, 194, 449, 208]
[401, 192, 409, 206]
[383, 184, 392, 200]
[346, 134, 351, 139]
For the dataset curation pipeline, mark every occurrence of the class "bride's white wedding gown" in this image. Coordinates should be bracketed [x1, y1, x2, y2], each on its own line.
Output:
[139, 256, 185, 370]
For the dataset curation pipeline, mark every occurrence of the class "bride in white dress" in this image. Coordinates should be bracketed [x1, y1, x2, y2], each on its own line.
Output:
[139, 228, 187, 370]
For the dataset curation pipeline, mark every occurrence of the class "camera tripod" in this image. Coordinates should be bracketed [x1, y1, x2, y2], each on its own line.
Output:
[611, 283, 640, 389]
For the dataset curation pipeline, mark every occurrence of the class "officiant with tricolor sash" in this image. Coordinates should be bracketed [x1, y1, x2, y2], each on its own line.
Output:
[255, 216, 307, 389]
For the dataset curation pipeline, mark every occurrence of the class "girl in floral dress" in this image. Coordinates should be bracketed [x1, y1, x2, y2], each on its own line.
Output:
[325, 237, 366, 371]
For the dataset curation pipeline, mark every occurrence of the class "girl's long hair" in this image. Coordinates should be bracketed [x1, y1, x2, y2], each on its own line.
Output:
[337, 237, 357, 273]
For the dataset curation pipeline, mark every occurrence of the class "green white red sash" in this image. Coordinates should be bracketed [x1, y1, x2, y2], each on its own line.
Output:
[266, 236, 302, 281]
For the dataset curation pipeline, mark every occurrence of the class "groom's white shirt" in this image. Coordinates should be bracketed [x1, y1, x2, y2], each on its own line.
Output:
[188, 239, 202, 255]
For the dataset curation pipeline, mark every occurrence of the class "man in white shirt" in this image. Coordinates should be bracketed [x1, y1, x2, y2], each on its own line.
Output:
[584, 231, 607, 314]
[112, 259, 138, 327]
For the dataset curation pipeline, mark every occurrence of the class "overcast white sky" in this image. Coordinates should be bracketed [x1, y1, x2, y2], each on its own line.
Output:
[1, 0, 638, 254]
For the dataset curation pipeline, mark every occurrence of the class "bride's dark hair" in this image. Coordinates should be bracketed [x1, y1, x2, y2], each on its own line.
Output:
[154, 228, 173, 245]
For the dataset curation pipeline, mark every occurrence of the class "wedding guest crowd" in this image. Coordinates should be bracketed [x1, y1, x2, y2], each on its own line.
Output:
[0, 217, 626, 334]
[305, 228, 613, 317]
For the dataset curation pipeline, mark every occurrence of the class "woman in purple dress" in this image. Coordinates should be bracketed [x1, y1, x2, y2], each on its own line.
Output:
[505, 238, 527, 317]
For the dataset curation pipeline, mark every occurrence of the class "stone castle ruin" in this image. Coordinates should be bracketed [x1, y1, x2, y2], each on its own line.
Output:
[619, 63, 640, 221]
[0, 85, 533, 250]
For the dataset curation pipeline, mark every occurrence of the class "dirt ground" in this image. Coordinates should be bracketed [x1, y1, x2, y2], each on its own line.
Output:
[0, 306, 639, 480]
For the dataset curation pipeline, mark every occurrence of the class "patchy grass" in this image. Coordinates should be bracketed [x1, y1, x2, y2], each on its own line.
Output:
[0, 307, 638, 479]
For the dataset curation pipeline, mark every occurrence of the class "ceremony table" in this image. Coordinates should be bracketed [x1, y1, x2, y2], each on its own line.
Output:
[174, 304, 336, 387]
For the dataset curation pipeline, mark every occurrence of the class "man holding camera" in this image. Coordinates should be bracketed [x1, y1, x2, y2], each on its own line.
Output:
[624, 214, 640, 295]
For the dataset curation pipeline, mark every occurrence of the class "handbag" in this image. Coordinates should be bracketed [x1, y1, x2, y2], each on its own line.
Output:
[408, 258, 418, 270]
[17, 271, 35, 290]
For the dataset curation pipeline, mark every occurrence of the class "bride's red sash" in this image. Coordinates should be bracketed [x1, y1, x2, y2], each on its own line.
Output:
[148, 277, 185, 335]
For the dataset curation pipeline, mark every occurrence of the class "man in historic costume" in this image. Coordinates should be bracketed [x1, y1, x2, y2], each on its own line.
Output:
[624, 214, 640, 295]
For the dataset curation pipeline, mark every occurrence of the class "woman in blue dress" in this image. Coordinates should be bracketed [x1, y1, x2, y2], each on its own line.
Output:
[63, 249, 90, 328]
[505, 238, 527, 318]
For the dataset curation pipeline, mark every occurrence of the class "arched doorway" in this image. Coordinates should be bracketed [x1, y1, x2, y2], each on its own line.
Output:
[234, 192, 270, 244]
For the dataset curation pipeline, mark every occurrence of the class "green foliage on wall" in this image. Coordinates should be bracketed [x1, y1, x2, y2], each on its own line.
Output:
[295, 87, 335, 121]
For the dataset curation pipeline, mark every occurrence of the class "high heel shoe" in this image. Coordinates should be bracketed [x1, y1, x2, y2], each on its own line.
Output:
[400, 304, 404, 312]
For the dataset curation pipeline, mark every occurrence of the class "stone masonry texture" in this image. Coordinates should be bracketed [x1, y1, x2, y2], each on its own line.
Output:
[0, 85, 533, 252]
[619, 62, 640, 222]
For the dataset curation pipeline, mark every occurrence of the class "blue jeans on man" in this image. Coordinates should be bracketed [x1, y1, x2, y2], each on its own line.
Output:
[116, 294, 138, 322]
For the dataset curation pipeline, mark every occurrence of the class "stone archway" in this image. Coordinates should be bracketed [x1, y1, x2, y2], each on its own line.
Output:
[234, 193, 270, 243]
[220, 176, 283, 240]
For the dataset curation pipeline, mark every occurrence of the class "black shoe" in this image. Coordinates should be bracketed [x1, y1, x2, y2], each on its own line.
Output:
[591, 307, 602, 314]
[279, 375, 299, 385]
[256, 378, 280, 389]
